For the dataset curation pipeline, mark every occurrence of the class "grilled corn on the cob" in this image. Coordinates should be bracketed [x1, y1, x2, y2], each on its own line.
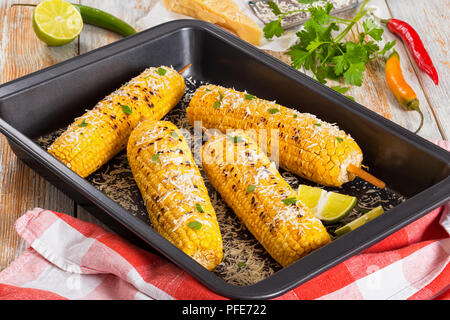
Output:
[127, 120, 223, 271]
[48, 66, 186, 178]
[202, 131, 331, 267]
[187, 85, 363, 187]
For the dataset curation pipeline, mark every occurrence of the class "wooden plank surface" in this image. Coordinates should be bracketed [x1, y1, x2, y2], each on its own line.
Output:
[0, 0, 448, 273]
[386, 0, 449, 139]
[0, 0, 77, 271]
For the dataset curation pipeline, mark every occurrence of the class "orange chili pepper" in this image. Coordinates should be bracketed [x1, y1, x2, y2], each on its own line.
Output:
[385, 50, 423, 133]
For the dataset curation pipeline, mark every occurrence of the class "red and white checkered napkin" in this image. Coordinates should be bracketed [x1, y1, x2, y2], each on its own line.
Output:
[1, 142, 449, 300]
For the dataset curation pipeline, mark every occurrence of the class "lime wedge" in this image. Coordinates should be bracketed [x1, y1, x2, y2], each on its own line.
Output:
[318, 192, 357, 224]
[297, 184, 357, 224]
[335, 206, 385, 237]
[297, 184, 324, 209]
[32, 0, 83, 46]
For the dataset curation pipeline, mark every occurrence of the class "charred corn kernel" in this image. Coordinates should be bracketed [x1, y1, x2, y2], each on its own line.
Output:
[48, 66, 186, 178]
[127, 120, 223, 271]
[201, 131, 331, 267]
[187, 85, 363, 187]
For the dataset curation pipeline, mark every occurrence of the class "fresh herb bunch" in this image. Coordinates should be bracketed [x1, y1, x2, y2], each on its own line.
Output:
[264, 0, 396, 90]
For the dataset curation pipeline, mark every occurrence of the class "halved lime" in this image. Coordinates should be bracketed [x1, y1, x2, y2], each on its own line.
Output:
[32, 0, 83, 46]
[335, 206, 385, 237]
[297, 184, 357, 224]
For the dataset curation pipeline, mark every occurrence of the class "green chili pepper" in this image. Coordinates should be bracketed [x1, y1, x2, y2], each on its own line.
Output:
[71, 4, 136, 37]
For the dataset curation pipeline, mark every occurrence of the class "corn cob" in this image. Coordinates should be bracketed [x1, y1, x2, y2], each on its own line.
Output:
[48, 66, 186, 178]
[127, 120, 223, 271]
[187, 85, 363, 187]
[201, 131, 331, 267]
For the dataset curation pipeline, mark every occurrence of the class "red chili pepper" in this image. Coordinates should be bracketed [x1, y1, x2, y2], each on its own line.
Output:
[381, 18, 439, 85]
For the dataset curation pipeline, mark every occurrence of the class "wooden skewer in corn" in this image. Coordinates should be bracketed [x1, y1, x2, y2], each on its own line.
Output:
[347, 164, 386, 189]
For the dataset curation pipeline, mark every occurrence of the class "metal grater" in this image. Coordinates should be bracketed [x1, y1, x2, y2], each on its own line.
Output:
[249, 0, 361, 29]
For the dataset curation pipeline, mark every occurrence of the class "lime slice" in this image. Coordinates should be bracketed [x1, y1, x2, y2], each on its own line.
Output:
[32, 0, 83, 46]
[335, 206, 385, 237]
[297, 185, 357, 224]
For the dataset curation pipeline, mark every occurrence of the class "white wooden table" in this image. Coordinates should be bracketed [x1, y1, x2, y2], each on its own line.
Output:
[0, 0, 448, 272]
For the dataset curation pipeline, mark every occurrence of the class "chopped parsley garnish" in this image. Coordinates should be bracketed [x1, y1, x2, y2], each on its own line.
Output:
[151, 153, 160, 163]
[205, 88, 212, 92]
[237, 262, 246, 271]
[170, 131, 179, 138]
[268, 108, 279, 114]
[188, 221, 202, 230]
[244, 94, 255, 100]
[246, 185, 256, 194]
[121, 105, 132, 115]
[195, 203, 205, 213]
[226, 135, 244, 143]
[156, 67, 167, 76]
[336, 136, 344, 143]
[213, 91, 224, 109]
[293, 114, 298, 118]
[78, 120, 88, 127]
[282, 197, 297, 205]
[297, 0, 319, 4]
[314, 123, 322, 127]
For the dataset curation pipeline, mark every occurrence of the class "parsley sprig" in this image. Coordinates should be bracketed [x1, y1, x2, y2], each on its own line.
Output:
[263, 1, 396, 89]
